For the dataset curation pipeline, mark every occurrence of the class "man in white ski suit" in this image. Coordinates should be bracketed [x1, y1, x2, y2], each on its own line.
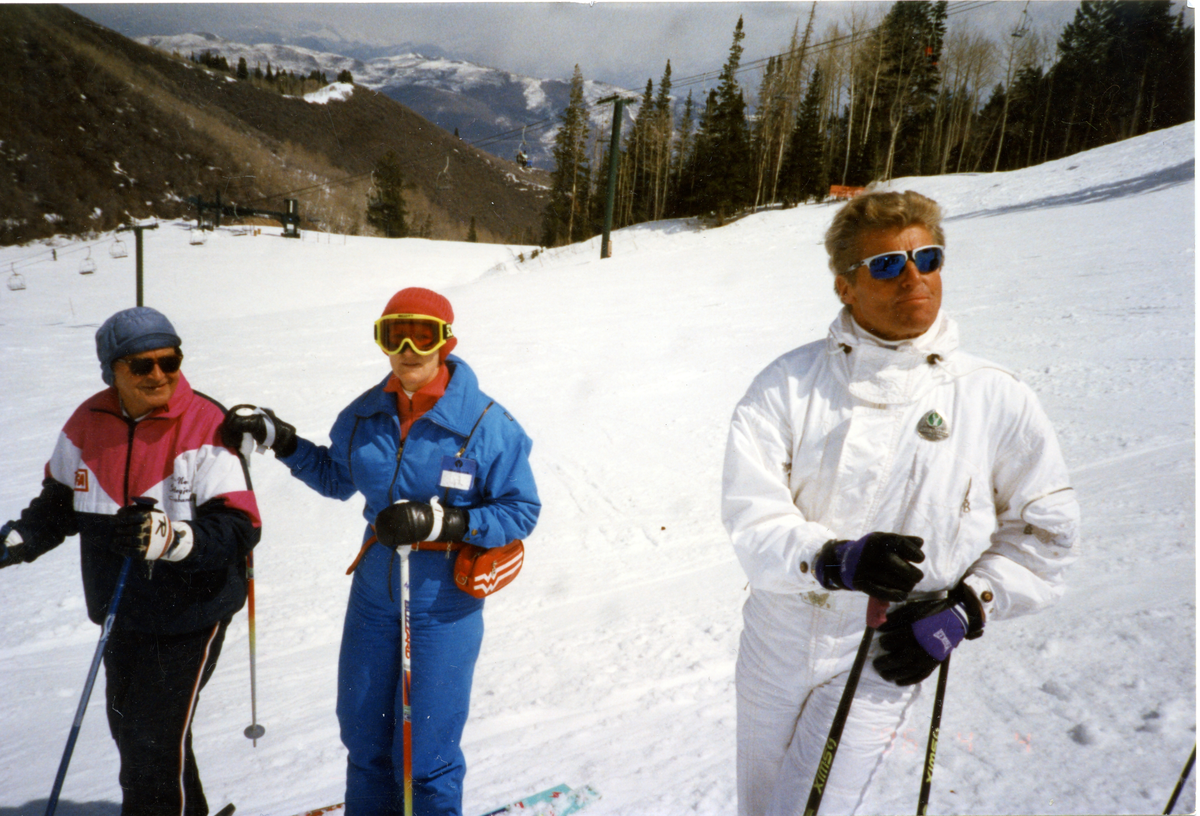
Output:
[722, 190, 1080, 815]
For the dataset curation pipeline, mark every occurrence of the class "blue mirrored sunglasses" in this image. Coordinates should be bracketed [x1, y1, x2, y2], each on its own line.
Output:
[846, 245, 945, 280]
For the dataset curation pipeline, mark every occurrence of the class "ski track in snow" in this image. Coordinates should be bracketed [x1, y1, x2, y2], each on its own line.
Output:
[0, 123, 1194, 816]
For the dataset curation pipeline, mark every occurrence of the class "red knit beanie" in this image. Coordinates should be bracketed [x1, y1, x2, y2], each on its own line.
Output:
[381, 287, 457, 359]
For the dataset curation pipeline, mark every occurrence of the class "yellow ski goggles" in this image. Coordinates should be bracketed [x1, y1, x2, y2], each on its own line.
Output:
[374, 314, 454, 355]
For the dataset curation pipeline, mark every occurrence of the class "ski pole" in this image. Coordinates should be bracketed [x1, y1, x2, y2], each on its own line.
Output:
[917, 654, 951, 815]
[233, 410, 267, 746]
[45, 555, 133, 816]
[399, 545, 414, 816]
[804, 597, 889, 816]
[1164, 743, 1196, 814]
[243, 549, 265, 745]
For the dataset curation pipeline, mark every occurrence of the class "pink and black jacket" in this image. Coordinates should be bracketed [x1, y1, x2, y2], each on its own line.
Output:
[12, 375, 261, 634]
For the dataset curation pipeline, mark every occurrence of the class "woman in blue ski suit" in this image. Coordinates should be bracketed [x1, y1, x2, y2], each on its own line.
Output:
[222, 287, 540, 816]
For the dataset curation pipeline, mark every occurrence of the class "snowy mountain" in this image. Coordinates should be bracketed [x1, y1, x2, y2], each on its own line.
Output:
[0, 6, 548, 246]
[0, 122, 1193, 816]
[138, 33, 641, 169]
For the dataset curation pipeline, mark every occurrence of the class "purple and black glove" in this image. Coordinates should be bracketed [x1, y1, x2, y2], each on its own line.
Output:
[813, 532, 925, 602]
[873, 582, 985, 686]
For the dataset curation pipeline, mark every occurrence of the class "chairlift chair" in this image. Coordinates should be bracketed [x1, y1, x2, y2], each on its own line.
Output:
[110, 237, 128, 258]
[435, 156, 452, 190]
[79, 248, 96, 275]
[516, 126, 530, 168]
[7, 265, 25, 291]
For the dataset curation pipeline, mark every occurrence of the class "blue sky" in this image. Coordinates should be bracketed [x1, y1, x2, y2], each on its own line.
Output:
[71, 2, 1099, 92]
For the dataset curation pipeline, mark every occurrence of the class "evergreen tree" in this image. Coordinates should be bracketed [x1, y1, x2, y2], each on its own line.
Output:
[779, 68, 828, 204]
[625, 79, 657, 225]
[876, 0, 947, 179]
[681, 16, 752, 220]
[366, 150, 408, 238]
[650, 60, 674, 221]
[541, 65, 592, 247]
[669, 91, 695, 217]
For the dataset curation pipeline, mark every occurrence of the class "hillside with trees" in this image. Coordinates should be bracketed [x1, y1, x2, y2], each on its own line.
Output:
[541, 0, 1193, 246]
[0, 4, 548, 246]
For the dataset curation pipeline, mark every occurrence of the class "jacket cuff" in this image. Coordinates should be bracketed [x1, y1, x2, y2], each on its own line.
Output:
[957, 576, 991, 638]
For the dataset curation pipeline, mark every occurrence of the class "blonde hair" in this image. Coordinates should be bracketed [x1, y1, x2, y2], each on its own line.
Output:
[824, 190, 945, 283]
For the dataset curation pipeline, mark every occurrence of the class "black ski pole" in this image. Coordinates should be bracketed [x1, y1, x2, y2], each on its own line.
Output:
[804, 597, 889, 816]
[45, 555, 133, 816]
[917, 654, 951, 815]
[1164, 743, 1196, 814]
[233, 415, 266, 746]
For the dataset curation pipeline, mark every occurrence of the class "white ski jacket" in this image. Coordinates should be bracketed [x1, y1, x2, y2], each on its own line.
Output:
[723, 309, 1080, 622]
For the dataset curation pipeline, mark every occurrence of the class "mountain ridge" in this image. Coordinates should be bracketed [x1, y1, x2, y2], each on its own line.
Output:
[0, 5, 549, 246]
[137, 32, 644, 169]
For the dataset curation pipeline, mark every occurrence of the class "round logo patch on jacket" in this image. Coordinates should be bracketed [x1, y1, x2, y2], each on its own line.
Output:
[917, 410, 949, 441]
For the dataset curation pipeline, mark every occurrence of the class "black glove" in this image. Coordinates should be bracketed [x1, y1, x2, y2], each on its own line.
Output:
[873, 582, 985, 686]
[2, 479, 79, 567]
[374, 498, 468, 549]
[221, 405, 298, 458]
[0, 521, 21, 568]
[109, 501, 188, 561]
[814, 532, 925, 602]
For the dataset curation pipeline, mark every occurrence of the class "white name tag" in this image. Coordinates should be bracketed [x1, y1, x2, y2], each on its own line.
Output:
[440, 456, 477, 491]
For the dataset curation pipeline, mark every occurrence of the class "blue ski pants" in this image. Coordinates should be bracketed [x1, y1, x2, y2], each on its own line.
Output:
[338, 544, 484, 816]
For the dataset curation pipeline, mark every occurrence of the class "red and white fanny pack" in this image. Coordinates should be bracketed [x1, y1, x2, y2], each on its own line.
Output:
[451, 539, 524, 598]
[349, 537, 525, 598]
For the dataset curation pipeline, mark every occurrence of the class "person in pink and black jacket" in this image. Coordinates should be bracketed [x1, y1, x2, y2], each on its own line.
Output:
[0, 306, 261, 816]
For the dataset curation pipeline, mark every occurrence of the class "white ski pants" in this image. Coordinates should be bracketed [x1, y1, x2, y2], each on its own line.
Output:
[737, 588, 923, 816]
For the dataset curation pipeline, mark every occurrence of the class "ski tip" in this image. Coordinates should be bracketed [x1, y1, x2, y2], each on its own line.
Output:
[287, 805, 345, 816]
[477, 783, 600, 816]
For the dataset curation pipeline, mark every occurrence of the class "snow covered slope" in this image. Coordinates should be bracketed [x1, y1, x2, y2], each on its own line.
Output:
[0, 122, 1193, 816]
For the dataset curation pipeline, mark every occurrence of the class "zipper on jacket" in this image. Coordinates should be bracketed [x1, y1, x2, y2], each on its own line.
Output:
[122, 419, 137, 505]
[388, 421, 406, 504]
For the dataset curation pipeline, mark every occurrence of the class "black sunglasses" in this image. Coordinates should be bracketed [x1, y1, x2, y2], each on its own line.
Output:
[120, 352, 184, 376]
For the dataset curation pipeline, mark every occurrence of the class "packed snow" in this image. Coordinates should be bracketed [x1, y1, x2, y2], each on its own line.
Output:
[303, 83, 355, 105]
[0, 122, 1194, 816]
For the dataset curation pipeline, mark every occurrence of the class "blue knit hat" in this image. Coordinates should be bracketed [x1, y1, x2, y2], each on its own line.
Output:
[95, 307, 182, 385]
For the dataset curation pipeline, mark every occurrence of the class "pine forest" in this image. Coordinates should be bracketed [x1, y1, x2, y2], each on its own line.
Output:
[540, 0, 1194, 244]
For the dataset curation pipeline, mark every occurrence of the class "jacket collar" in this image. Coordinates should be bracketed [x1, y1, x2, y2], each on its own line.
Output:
[826, 309, 960, 405]
[94, 373, 196, 421]
[356, 355, 485, 437]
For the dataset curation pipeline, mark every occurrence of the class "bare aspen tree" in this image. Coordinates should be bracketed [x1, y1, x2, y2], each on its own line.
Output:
[992, 8, 1039, 172]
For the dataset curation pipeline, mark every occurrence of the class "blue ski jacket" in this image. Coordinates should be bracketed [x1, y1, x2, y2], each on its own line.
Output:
[281, 355, 540, 569]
